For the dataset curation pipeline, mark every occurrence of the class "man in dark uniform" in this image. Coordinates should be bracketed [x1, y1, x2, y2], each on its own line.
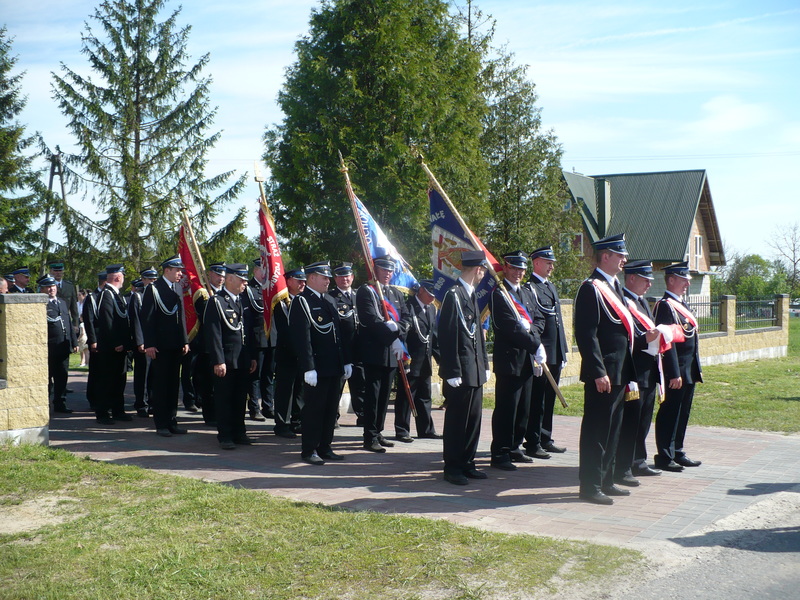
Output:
[38, 275, 78, 414]
[356, 255, 410, 453]
[394, 279, 441, 442]
[141, 256, 190, 437]
[524, 246, 569, 459]
[654, 261, 703, 472]
[439, 250, 492, 485]
[205, 263, 257, 449]
[290, 261, 352, 464]
[83, 271, 106, 411]
[328, 262, 365, 426]
[9, 267, 33, 293]
[243, 258, 272, 422]
[615, 260, 663, 485]
[574, 234, 659, 504]
[49, 261, 79, 332]
[489, 251, 544, 471]
[273, 268, 306, 438]
[192, 262, 225, 427]
[94, 264, 133, 424]
[128, 277, 150, 417]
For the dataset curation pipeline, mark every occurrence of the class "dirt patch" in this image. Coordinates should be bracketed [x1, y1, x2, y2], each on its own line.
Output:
[0, 496, 81, 536]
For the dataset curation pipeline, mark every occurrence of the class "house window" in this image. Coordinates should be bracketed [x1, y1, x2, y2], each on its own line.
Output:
[694, 235, 703, 268]
[563, 232, 584, 256]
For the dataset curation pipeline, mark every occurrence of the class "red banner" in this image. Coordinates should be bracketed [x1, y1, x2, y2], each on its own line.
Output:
[178, 225, 204, 341]
[258, 199, 288, 337]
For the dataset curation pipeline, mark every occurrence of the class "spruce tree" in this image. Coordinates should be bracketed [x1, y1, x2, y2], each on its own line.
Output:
[51, 0, 246, 269]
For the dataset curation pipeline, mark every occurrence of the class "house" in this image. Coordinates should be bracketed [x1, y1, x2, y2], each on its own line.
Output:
[562, 169, 726, 298]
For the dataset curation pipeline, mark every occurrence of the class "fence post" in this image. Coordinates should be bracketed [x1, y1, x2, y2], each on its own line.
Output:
[720, 295, 736, 335]
[776, 294, 790, 329]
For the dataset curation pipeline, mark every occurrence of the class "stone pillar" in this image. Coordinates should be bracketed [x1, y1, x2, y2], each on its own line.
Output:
[776, 294, 790, 329]
[0, 293, 50, 445]
[720, 295, 736, 335]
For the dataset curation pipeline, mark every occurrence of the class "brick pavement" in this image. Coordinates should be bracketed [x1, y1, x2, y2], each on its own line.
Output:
[50, 372, 800, 548]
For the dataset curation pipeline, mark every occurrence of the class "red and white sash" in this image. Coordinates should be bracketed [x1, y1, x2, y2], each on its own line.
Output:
[589, 279, 635, 351]
[665, 297, 699, 329]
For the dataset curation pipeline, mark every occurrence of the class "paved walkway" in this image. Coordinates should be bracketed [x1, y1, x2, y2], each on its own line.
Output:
[50, 372, 800, 548]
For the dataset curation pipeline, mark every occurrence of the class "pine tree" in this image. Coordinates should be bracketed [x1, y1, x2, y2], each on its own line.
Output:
[264, 0, 489, 272]
[0, 27, 43, 265]
[51, 0, 246, 269]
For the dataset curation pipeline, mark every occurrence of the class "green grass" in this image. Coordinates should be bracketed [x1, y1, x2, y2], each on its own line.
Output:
[0, 445, 639, 600]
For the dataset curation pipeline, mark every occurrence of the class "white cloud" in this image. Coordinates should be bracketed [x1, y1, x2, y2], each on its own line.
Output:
[684, 95, 772, 135]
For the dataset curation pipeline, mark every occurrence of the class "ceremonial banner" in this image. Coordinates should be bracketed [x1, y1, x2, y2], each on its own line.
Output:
[429, 187, 502, 318]
[177, 225, 205, 341]
[353, 194, 418, 292]
[258, 199, 289, 337]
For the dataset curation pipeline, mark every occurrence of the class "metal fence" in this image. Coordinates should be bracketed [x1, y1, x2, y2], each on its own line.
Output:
[735, 299, 777, 330]
[687, 295, 722, 333]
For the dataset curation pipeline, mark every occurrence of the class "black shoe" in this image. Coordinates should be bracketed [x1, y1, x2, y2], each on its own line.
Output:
[156, 428, 172, 437]
[113, 413, 133, 422]
[656, 460, 685, 472]
[96, 417, 115, 425]
[364, 441, 386, 453]
[219, 440, 236, 450]
[377, 437, 395, 448]
[675, 456, 702, 467]
[234, 436, 255, 445]
[395, 434, 414, 443]
[632, 465, 661, 476]
[543, 443, 567, 453]
[204, 420, 218, 427]
[53, 405, 73, 414]
[614, 475, 641, 487]
[66, 388, 74, 393]
[320, 451, 344, 461]
[274, 429, 297, 439]
[464, 468, 488, 479]
[602, 485, 631, 496]
[580, 491, 613, 505]
[509, 452, 534, 463]
[185, 405, 199, 413]
[525, 447, 551, 460]
[444, 472, 469, 485]
[250, 411, 266, 422]
[263, 409, 275, 419]
[302, 452, 325, 465]
[418, 433, 443, 439]
[490, 460, 517, 471]
[168, 426, 188, 435]
[136, 409, 149, 418]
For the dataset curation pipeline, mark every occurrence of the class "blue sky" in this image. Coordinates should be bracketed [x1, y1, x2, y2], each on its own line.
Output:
[3, 0, 799, 261]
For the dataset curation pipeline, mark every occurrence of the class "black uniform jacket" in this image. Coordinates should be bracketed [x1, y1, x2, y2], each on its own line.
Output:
[654, 293, 703, 384]
[405, 296, 439, 378]
[141, 277, 188, 350]
[273, 297, 295, 363]
[490, 282, 543, 376]
[57, 279, 80, 326]
[96, 284, 132, 352]
[574, 270, 644, 385]
[356, 283, 410, 368]
[46, 297, 77, 349]
[82, 288, 103, 346]
[329, 287, 359, 362]
[204, 287, 253, 369]
[623, 289, 660, 389]
[190, 286, 217, 353]
[128, 291, 145, 348]
[243, 279, 269, 349]
[525, 276, 569, 365]
[289, 288, 349, 378]
[438, 281, 489, 387]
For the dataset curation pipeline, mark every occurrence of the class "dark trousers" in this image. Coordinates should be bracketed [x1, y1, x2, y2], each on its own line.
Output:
[491, 367, 533, 461]
[94, 350, 128, 418]
[633, 384, 658, 467]
[180, 350, 196, 408]
[48, 344, 70, 408]
[394, 372, 436, 437]
[248, 346, 275, 415]
[655, 382, 696, 464]
[614, 394, 645, 480]
[301, 375, 341, 457]
[362, 364, 396, 444]
[213, 366, 249, 443]
[132, 350, 150, 410]
[578, 383, 625, 494]
[346, 363, 366, 419]
[443, 383, 483, 474]
[525, 362, 561, 451]
[86, 350, 99, 409]
[150, 348, 183, 430]
[274, 360, 303, 433]
[192, 352, 215, 424]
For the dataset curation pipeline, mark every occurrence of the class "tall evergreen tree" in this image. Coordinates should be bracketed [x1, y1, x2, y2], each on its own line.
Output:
[264, 0, 489, 271]
[51, 0, 246, 269]
[0, 27, 44, 264]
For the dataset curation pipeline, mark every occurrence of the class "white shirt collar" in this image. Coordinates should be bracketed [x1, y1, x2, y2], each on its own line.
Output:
[458, 277, 474, 297]
[596, 267, 619, 286]
[665, 290, 683, 302]
[530, 272, 547, 283]
[223, 286, 239, 299]
[504, 279, 520, 293]
[309, 287, 322, 298]
[337, 287, 351, 295]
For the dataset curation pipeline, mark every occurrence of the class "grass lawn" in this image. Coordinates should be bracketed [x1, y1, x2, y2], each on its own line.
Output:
[485, 318, 800, 433]
[0, 445, 638, 600]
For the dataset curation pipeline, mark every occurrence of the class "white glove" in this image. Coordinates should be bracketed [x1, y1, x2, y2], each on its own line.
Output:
[390, 338, 405, 361]
[561, 360, 567, 371]
[384, 320, 399, 332]
[534, 344, 547, 365]
[533, 363, 543, 377]
[343, 364, 353, 380]
[304, 370, 318, 387]
[446, 377, 462, 388]
[518, 317, 531, 331]
[485, 369, 492, 382]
